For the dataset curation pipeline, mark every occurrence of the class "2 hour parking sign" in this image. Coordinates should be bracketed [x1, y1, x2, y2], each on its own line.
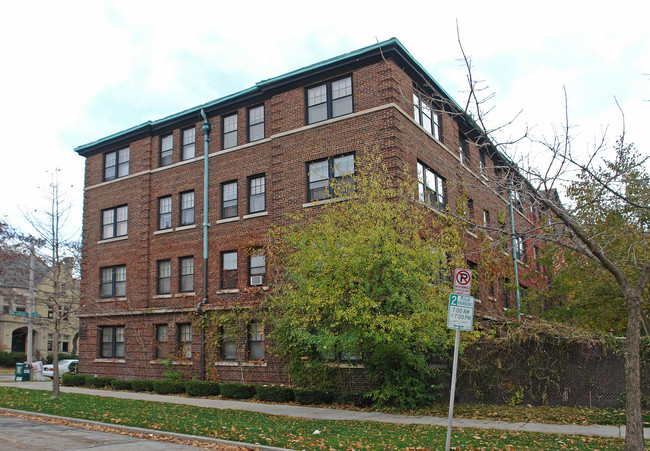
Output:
[447, 294, 475, 331]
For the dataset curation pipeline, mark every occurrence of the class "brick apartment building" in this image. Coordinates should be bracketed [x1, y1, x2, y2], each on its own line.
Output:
[75, 38, 541, 383]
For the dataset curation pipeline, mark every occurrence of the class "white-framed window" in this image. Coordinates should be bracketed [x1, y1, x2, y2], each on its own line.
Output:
[104, 148, 129, 181]
[160, 134, 173, 166]
[248, 175, 265, 213]
[178, 323, 192, 359]
[221, 325, 237, 361]
[459, 132, 470, 165]
[222, 181, 237, 218]
[100, 265, 126, 298]
[413, 91, 441, 141]
[249, 250, 266, 286]
[101, 326, 125, 358]
[248, 105, 264, 142]
[307, 153, 355, 201]
[179, 256, 194, 292]
[101, 205, 128, 239]
[417, 161, 446, 208]
[307, 76, 353, 124]
[182, 127, 196, 160]
[247, 322, 264, 360]
[157, 260, 171, 295]
[155, 324, 168, 359]
[221, 251, 238, 289]
[159, 196, 172, 230]
[222, 113, 237, 149]
[180, 191, 194, 226]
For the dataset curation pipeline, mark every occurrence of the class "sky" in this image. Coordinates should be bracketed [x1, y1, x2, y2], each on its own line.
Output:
[1, 0, 648, 239]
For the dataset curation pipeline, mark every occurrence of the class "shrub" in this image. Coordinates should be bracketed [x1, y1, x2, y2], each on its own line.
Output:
[186, 380, 221, 397]
[255, 385, 295, 403]
[86, 376, 114, 388]
[0, 351, 26, 367]
[61, 373, 87, 387]
[131, 380, 155, 392]
[220, 383, 256, 399]
[111, 379, 133, 391]
[294, 388, 336, 405]
[153, 380, 186, 395]
[45, 353, 75, 365]
[340, 391, 373, 407]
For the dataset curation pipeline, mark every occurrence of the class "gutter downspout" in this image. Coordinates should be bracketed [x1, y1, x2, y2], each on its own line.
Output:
[198, 109, 211, 381]
[508, 180, 521, 321]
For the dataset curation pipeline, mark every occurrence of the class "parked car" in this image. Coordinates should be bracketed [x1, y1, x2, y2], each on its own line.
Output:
[43, 359, 78, 379]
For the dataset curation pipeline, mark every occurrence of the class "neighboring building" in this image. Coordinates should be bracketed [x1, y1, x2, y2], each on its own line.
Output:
[0, 252, 80, 359]
[75, 38, 543, 382]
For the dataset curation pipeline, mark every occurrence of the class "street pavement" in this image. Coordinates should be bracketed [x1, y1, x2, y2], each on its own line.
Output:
[1, 379, 648, 447]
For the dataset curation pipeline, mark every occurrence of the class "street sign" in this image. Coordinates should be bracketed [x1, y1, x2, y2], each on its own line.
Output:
[453, 268, 472, 295]
[447, 294, 475, 331]
[13, 311, 29, 317]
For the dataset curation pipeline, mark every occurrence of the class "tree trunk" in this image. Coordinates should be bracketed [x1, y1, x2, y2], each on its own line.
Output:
[624, 291, 644, 450]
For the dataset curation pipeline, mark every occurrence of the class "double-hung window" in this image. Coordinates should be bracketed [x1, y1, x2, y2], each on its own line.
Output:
[248, 105, 264, 142]
[179, 256, 194, 292]
[221, 251, 238, 289]
[515, 236, 526, 262]
[417, 161, 446, 208]
[157, 260, 171, 295]
[180, 191, 194, 226]
[182, 127, 196, 160]
[307, 153, 355, 201]
[413, 91, 441, 141]
[159, 196, 172, 230]
[101, 265, 126, 298]
[101, 326, 125, 358]
[249, 250, 266, 286]
[221, 325, 237, 361]
[104, 148, 129, 181]
[160, 134, 173, 167]
[101, 205, 128, 239]
[248, 322, 265, 360]
[479, 150, 487, 173]
[222, 114, 237, 149]
[222, 181, 237, 218]
[459, 133, 470, 165]
[306, 76, 353, 124]
[155, 324, 168, 359]
[178, 323, 192, 359]
[248, 175, 265, 213]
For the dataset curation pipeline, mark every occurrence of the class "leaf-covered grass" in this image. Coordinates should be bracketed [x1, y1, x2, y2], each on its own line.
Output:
[1, 387, 644, 450]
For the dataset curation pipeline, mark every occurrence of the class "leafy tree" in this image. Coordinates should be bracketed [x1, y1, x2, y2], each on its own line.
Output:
[266, 153, 469, 407]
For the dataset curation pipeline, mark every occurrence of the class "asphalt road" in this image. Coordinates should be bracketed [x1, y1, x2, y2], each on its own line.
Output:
[0, 414, 209, 450]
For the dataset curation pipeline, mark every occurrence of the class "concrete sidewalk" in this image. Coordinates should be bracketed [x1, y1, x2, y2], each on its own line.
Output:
[2, 380, 648, 440]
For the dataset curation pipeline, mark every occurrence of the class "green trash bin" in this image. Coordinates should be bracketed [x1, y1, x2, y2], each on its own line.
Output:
[14, 362, 24, 381]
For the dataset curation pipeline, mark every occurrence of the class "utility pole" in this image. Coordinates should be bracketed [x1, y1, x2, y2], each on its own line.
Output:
[27, 245, 35, 368]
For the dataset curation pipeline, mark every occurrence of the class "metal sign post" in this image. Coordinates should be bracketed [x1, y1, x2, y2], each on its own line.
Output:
[446, 271, 475, 451]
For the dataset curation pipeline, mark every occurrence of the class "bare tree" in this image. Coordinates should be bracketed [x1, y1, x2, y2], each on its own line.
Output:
[20, 169, 81, 399]
[455, 32, 649, 449]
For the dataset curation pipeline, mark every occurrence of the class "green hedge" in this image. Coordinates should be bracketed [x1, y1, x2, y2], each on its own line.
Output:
[111, 379, 133, 391]
[0, 351, 26, 367]
[61, 373, 88, 387]
[220, 382, 257, 399]
[86, 376, 114, 388]
[340, 391, 372, 407]
[186, 380, 221, 397]
[294, 388, 336, 405]
[256, 385, 295, 403]
[131, 380, 155, 392]
[153, 380, 186, 395]
[45, 353, 76, 364]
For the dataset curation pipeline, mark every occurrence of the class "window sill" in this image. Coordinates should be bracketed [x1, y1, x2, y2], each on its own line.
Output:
[154, 228, 174, 235]
[216, 217, 240, 224]
[98, 297, 127, 303]
[94, 359, 126, 364]
[241, 361, 267, 367]
[97, 236, 128, 245]
[175, 292, 196, 297]
[150, 359, 194, 366]
[153, 294, 172, 299]
[302, 196, 350, 208]
[243, 211, 268, 220]
[216, 289, 239, 294]
[176, 224, 196, 232]
[215, 361, 239, 367]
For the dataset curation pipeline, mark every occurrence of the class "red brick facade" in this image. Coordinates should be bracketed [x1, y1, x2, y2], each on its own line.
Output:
[75, 39, 541, 384]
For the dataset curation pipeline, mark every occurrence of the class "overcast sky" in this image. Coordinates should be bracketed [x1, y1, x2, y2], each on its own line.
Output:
[1, 1, 648, 239]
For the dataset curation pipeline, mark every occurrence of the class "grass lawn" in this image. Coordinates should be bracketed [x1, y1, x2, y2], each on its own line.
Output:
[1, 387, 645, 450]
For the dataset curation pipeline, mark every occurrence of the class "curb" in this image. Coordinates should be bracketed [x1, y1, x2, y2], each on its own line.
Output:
[0, 407, 293, 451]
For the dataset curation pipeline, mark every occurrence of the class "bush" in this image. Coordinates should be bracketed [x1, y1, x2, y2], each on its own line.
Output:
[153, 380, 186, 395]
[131, 380, 155, 392]
[0, 351, 26, 367]
[86, 376, 114, 388]
[62, 373, 87, 387]
[340, 391, 373, 407]
[220, 383, 257, 399]
[45, 353, 75, 364]
[294, 388, 336, 405]
[186, 380, 221, 397]
[111, 379, 133, 391]
[255, 385, 295, 403]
